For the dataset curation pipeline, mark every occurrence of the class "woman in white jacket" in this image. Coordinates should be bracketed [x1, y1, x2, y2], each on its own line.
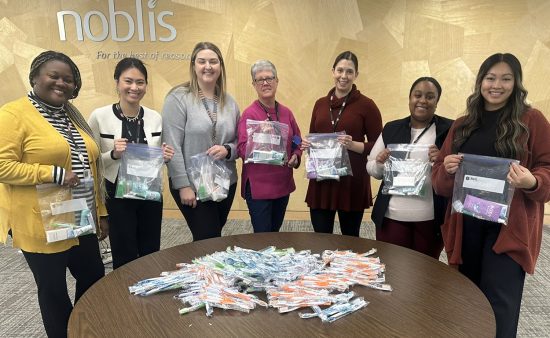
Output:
[88, 58, 174, 269]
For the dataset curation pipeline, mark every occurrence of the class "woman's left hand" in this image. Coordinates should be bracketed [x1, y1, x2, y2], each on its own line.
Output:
[337, 134, 354, 149]
[508, 163, 537, 190]
[287, 154, 299, 168]
[207, 145, 228, 161]
[162, 143, 175, 163]
[97, 217, 109, 240]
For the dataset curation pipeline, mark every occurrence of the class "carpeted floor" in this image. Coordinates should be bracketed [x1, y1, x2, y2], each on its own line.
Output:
[1, 219, 549, 337]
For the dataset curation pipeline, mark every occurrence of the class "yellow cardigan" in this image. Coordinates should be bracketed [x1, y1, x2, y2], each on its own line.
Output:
[0, 97, 107, 253]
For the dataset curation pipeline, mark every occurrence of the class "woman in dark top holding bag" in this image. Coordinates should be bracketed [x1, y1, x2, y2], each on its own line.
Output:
[367, 77, 453, 258]
[302, 51, 382, 237]
[89, 58, 174, 269]
[432, 53, 550, 337]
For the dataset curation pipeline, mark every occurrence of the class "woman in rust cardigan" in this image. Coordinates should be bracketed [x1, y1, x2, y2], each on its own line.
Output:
[432, 53, 550, 338]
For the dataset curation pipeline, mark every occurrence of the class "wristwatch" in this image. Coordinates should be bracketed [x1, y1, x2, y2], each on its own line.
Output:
[223, 144, 231, 159]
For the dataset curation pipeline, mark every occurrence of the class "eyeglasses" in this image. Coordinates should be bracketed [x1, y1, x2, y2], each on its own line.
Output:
[195, 58, 220, 66]
[254, 76, 276, 85]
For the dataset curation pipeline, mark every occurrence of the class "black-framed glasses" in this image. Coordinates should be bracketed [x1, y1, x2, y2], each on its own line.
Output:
[254, 76, 276, 85]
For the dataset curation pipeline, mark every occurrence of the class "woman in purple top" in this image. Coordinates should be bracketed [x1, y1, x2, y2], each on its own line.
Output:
[237, 60, 302, 232]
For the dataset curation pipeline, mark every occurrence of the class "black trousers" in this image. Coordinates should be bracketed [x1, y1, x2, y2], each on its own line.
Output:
[460, 215, 525, 338]
[309, 208, 364, 237]
[22, 234, 104, 338]
[105, 180, 163, 269]
[170, 182, 237, 241]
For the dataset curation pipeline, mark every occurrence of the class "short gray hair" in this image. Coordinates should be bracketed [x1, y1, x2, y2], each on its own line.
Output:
[251, 60, 277, 81]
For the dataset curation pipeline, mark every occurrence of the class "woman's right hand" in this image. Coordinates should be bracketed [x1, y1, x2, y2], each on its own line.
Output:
[300, 137, 311, 150]
[112, 138, 128, 159]
[179, 187, 197, 208]
[443, 154, 463, 174]
[376, 149, 390, 164]
[63, 171, 80, 187]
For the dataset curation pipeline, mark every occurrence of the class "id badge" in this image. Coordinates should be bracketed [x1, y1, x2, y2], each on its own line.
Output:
[81, 169, 94, 188]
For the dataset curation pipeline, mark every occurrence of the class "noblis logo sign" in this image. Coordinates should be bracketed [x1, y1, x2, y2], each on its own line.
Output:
[57, 0, 177, 42]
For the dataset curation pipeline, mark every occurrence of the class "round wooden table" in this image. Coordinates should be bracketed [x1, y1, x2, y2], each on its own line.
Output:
[68, 232, 495, 337]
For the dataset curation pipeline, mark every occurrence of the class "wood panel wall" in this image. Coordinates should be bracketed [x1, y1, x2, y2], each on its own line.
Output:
[1, 0, 550, 214]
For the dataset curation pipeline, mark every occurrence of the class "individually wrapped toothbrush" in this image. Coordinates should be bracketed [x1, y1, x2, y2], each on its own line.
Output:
[128, 246, 392, 321]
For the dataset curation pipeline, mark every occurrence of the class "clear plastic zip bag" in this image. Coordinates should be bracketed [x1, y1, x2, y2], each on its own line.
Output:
[244, 120, 289, 166]
[382, 144, 431, 196]
[37, 181, 96, 243]
[451, 153, 518, 224]
[187, 152, 231, 202]
[115, 143, 164, 202]
[305, 132, 353, 181]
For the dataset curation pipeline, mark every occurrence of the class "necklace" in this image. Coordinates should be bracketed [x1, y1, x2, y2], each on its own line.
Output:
[198, 89, 219, 143]
[116, 103, 140, 122]
[115, 103, 143, 143]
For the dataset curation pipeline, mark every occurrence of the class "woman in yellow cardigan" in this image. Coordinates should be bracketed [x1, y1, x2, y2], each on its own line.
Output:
[0, 51, 107, 338]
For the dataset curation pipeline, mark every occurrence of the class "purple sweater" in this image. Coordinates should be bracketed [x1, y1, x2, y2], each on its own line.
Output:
[237, 100, 302, 199]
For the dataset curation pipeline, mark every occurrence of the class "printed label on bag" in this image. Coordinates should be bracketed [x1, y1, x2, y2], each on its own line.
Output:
[127, 159, 159, 178]
[462, 175, 505, 194]
[50, 198, 87, 215]
[393, 176, 416, 187]
[253, 133, 281, 145]
[310, 148, 339, 159]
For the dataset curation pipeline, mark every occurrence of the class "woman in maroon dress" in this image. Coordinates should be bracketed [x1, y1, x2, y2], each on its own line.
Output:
[302, 51, 382, 236]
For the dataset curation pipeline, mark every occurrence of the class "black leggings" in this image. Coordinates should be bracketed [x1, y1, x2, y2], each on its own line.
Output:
[22, 234, 104, 338]
[309, 208, 364, 237]
[460, 216, 525, 338]
[170, 182, 237, 241]
[105, 180, 163, 269]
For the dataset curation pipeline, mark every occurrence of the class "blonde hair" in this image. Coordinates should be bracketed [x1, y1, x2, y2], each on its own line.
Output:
[168, 42, 228, 109]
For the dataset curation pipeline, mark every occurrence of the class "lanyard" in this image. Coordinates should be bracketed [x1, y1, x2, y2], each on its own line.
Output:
[258, 101, 279, 121]
[29, 92, 88, 168]
[199, 90, 218, 144]
[62, 116, 87, 168]
[329, 92, 350, 132]
[411, 118, 435, 144]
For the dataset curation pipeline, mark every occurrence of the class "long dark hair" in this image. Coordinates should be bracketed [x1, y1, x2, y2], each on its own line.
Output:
[452, 53, 530, 159]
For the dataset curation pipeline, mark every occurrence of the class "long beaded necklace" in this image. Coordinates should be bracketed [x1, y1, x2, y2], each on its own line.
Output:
[198, 89, 219, 144]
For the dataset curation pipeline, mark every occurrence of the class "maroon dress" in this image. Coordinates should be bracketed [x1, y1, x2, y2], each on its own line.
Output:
[305, 85, 382, 212]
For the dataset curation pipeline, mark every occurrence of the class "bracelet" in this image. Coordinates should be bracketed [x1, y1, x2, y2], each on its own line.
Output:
[110, 150, 118, 160]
